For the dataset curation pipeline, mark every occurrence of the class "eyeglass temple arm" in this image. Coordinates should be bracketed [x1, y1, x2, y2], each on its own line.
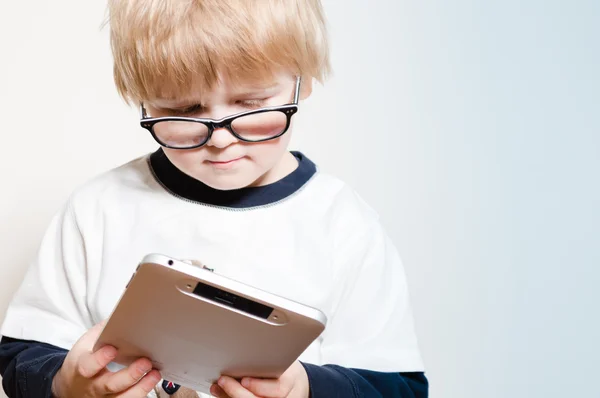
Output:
[140, 103, 147, 119]
[293, 76, 302, 104]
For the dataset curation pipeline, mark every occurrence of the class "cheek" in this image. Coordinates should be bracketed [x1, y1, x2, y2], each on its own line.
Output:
[162, 148, 204, 172]
[248, 131, 293, 164]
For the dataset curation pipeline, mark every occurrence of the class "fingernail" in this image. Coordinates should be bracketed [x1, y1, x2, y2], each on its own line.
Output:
[242, 378, 251, 388]
[137, 362, 152, 373]
[218, 377, 225, 387]
[104, 346, 117, 359]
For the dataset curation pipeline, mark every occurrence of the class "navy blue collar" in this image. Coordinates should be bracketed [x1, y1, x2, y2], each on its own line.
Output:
[149, 149, 316, 209]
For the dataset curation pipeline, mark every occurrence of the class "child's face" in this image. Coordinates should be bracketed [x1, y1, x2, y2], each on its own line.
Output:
[145, 73, 309, 190]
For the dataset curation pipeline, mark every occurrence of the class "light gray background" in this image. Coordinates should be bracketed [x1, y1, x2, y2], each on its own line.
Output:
[0, 1, 598, 397]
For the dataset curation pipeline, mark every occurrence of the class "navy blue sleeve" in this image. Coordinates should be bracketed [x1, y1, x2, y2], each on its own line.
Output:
[302, 363, 428, 398]
[0, 336, 68, 398]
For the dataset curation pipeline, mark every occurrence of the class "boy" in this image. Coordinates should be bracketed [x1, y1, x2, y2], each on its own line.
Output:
[0, 0, 428, 397]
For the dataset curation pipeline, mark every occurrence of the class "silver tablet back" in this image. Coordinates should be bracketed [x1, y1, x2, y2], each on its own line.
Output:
[95, 254, 327, 393]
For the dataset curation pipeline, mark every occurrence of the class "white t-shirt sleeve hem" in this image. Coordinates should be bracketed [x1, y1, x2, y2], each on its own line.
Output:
[1, 198, 91, 350]
[319, 189, 425, 372]
[1, 307, 84, 350]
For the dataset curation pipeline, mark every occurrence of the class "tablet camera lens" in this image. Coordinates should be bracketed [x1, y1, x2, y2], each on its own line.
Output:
[168, 260, 174, 266]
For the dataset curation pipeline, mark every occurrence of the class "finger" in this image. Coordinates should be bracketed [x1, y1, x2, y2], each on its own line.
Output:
[210, 384, 231, 398]
[77, 345, 118, 378]
[116, 369, 161, 398]
[241, 377, 290, 397]
[100, 357, 154, 394]
[217, 376, 257, 398]
[74, 321, 108, 352]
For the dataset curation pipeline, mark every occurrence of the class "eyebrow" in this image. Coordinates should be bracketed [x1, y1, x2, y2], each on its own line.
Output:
[233, 82, 280, 95]
[153, 100, 201, 110]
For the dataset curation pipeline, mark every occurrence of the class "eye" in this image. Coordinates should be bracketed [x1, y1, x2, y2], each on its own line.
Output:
[237, 99, 268, 109]
[170, 104, 204, 116]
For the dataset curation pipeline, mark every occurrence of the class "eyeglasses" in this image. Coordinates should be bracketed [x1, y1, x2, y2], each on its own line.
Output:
[139, 77, 302, 149]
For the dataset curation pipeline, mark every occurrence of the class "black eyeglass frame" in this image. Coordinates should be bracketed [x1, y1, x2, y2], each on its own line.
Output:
[139, 77, 302, 150]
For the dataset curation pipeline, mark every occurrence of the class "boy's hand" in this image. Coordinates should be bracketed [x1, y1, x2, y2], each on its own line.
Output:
[52, 321, 161, 397]
[210, 361, 309, 398]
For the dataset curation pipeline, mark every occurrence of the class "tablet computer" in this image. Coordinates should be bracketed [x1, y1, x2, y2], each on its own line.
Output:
[94, 253, 327, 393]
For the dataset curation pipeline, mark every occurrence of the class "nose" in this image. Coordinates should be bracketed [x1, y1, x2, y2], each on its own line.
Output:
[206, 127, 239, 149]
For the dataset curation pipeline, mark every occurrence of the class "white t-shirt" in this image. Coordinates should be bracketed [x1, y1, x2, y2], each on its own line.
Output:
[1, 150, 423, 397]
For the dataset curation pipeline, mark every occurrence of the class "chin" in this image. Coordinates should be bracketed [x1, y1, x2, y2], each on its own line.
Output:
[200, 174, 258, 191]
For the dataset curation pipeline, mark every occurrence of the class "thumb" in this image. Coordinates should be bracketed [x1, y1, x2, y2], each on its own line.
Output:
[73, 320, 108, 353]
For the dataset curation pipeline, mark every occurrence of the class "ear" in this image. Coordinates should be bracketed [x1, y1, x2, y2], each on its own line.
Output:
[299, 77, 313, 101]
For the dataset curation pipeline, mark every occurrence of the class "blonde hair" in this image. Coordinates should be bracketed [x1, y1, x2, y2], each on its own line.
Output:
[107, 0, 331, 104]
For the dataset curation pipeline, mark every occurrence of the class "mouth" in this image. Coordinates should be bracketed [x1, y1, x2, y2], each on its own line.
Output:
[207, 156, 245, 169]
